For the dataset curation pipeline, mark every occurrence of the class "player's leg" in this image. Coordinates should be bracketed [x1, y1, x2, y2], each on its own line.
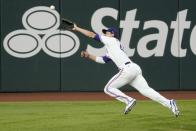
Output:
[104, 69, 134, 105]
[104, 69, 137, 114]
[130, 74, 171, 108]
[130, 74, 180, 116]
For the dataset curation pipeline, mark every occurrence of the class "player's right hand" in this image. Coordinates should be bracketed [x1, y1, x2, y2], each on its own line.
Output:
[81, 51, 89, 58]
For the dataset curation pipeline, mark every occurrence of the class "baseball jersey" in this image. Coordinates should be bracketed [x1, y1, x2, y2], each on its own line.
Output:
[94, 34, 132, 69]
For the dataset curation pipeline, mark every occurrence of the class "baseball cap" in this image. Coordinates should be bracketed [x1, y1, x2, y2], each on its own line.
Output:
[102, 27, 118, 38]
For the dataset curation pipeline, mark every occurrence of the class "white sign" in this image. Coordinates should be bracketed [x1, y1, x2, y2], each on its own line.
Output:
[3, 6, 196, 58]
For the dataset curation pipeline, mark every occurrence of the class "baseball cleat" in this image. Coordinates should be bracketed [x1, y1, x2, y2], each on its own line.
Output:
[170, 99, 180, 117]
[124, 99, 136, 115]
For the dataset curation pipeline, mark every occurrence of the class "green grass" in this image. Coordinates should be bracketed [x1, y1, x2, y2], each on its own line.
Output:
[0, 100, 195, 131]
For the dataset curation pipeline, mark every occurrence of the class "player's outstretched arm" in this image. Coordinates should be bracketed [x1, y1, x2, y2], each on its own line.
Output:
[73, 24, 96, 38]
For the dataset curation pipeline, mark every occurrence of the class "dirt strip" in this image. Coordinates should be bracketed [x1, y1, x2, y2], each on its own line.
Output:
[0, 91, 195, 102]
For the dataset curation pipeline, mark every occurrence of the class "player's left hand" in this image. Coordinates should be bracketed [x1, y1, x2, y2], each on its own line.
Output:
[72, 24, 77, 31]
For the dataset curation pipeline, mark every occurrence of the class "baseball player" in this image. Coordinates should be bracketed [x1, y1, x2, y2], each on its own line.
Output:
[73, 25, 180, 117]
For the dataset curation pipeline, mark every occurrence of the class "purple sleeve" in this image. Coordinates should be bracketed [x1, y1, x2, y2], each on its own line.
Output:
[94, 34, 101, 42]
[102, 56, 111, 63]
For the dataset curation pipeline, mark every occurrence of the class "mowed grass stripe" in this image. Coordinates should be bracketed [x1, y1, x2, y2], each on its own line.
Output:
[0, 100, 195, 131]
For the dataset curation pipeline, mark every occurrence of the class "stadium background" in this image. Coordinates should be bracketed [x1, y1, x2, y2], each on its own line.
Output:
[0, 0, 196, 92]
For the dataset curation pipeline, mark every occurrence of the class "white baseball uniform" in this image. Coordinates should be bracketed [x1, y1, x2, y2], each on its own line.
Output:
[94, 34, 171, 108]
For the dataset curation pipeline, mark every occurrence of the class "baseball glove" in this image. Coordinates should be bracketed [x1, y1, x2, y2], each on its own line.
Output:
[60, 18, 75, 30]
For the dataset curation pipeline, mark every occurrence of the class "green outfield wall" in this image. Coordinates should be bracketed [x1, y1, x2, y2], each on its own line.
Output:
[0, 0, 196, 92]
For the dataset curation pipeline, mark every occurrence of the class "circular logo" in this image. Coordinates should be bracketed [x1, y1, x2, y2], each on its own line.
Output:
[3, 30, 42, 58]
[42, 30, 80, 58]
[3, 6, 81, 58]
[22, 6, 60, 34]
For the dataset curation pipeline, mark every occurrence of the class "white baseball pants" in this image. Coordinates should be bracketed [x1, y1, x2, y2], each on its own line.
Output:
[104, 63, 171, 108]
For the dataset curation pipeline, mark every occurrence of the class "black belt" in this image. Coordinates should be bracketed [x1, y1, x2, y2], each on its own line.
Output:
[125, 62, 131, 65]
